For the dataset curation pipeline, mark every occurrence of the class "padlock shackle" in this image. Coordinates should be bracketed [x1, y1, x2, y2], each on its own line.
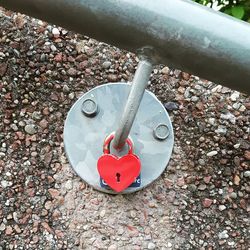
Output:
[103, 134, 133, 155]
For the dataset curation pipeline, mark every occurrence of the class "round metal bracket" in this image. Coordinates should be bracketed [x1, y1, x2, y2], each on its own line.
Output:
[64, 83, 174, 194]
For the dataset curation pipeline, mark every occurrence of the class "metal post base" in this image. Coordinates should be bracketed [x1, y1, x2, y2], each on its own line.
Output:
[64, 83, 174, 194]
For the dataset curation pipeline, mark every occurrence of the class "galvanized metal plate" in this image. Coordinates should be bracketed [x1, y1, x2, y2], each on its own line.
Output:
[64, 83, 174, 194]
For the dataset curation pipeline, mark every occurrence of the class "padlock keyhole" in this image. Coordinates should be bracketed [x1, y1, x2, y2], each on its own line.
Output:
[116, 173, 121, 182]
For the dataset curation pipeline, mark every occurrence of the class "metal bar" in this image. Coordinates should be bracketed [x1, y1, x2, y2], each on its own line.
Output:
[113, 60, 153, 150]
[0, 0, 250, 94]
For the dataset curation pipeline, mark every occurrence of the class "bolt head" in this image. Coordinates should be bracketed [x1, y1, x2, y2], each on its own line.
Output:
[153, 124, 169, 140]
[81, 98, 98, 117]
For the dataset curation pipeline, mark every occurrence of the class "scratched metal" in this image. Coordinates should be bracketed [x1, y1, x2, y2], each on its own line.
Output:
[64, 83, 174, 194]
[1, 0, 250, 94]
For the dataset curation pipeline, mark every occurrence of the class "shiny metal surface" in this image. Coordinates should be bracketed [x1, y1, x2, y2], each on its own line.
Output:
[113, 60, 153, 150]
[64, 83, 174, 194]
[0, 0, 250, 94]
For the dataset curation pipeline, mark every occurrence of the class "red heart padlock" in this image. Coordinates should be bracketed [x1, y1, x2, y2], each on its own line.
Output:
[97, 134, 141, 192]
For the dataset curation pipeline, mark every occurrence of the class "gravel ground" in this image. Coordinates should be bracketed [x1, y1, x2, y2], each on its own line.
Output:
[0, 9, 249, 250]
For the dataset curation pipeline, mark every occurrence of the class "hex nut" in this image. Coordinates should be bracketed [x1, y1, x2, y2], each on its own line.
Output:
[153, 124, 169, 140]
[81, 98, 98, 117]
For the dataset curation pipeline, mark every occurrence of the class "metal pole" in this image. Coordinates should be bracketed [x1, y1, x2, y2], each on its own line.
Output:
[113, 60, 153, 150]
[0, 0, 250, 94]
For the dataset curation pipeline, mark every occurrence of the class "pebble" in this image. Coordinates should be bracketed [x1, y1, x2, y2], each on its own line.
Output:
[108, 245, 118, 250]
[218, 205, 226, 211]
[164, 102, 179, 111]
[220, 112, 236, 124]
[215, 126, 227, 134]
[239, 105, 246, 112]
[244, 151, 250, 160]
[1, 180, 12, 188]
[24, 124, 37, 135]
[5, 226, 13, 235]
[244, 171, 250, 178]
[100, 210, 106, 218]
[161, 66, 169, 74]
[68, 93, 75, 100]
[207, 151, 218, 157]
[202, 198, 213, 208]
[102, 61, 111, 69]
[50, 44, 57, 52]
[0, 223, 6, 231]
[218, 230, 229, 239]
[65, 180, 73, 190]
[230, 192, 237, 199]
[230, 91, 240, 101]
[52, 27, 60, 37]
[10, 124, 18, 131]
[147, 242, 156, 249]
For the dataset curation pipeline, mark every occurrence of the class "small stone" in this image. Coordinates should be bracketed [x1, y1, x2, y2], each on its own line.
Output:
[5, 226, 13, 235]
[244, 150, 250, 160]
[24, 124, 37, 135]
[161, 66, 169, 74]
[191, 96, 199, 102]
[188, 184, 197, 192]
[218, 230, 229, 239]
[39, 119, 48, 129]
[107, 74, 118, 82]
[32, 235, 39, 244]
[233, 143, 240, 149]
[52, 27, 60, 38]
[207, 151, 218, 157]
[0, 63, 8, 77]
[208, 118, 215, 125]
[219, 205, 226, 211]
[14, 225, 21, 234]
[0, 223, 6, 231]
[215, 126, 227, 134]
[203, 176, 212, 184]
[1, 180, 11, 188]
[147, 242, 156, 249]
[40, 53, 46, 62]
[220, 112, 236, 124]
[54, 53, 62, 62]
[63, 85, 70, 93]
[68, 93, 75, 100]
[230, 91, 240, 101]
[198, 184, 207, 191]
[48, 188, 60, 198]
[239, 105, 246, 112]
[164, 102, 179, 111]
[181, 72, 190, 80]
[108, 244, 118, 250]
[229, 192, 237, 199]
[102, 61, 111, 69]
[100, 210, 106, 218]
[233, 175, 240, 185]
[223, 167, 232, 177]
[41, 222, 53, 234]
[65, 180, 73, 190]
[202, 198, 213, 208]
[45, 201, 53, 210]
[10, 124, 18, 131]
[244, 171, 250, 178]
[50, 45, 57, 52]
[177, 177, 185, 187]
[67, 68, 77, 76]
